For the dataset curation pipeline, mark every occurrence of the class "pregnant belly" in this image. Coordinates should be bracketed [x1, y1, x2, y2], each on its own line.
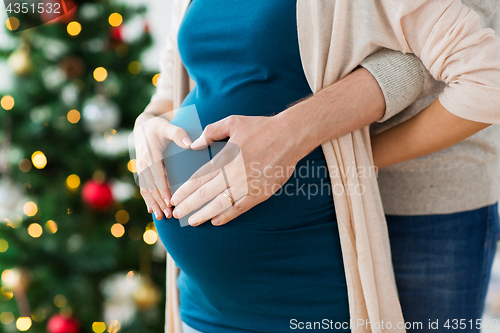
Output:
[154, 145, 349, 317]
[153, 93, 349, 327]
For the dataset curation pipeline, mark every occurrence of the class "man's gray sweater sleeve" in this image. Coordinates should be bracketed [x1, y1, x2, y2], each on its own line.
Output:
[360, 49, 444, 123]
[360, 0, 498, 124]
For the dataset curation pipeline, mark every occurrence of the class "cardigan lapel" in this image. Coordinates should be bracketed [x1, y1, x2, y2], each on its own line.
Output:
[296, 1, 405, 332]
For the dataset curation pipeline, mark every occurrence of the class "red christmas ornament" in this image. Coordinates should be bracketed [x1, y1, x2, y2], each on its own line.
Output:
[46, 314, 80, 333]
[81, 179, 114, 210]
[110, 26, 123, 42]
[41, 0, 77, 24]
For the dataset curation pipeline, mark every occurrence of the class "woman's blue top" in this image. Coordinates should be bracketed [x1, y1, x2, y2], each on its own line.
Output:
[153, 0, 350, 332]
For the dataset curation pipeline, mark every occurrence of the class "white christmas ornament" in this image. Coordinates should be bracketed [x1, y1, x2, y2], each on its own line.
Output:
[90, 129, 130, 157]
[0, 177, 26, 224]
[82, 95, 120, 133]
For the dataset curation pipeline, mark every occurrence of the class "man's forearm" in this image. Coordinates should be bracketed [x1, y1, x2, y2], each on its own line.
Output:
[371, 98, 490, 169]
[275, 67, 386, 160]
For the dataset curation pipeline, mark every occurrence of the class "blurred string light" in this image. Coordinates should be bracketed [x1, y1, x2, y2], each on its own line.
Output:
[93, 322, 106, 333]
[0, 312, 14, 325]
[126, 271, 140, 285]
[1, 269, 20, 288]
[115, 210, 129, 224]
[143, 230, 157, 245]
[16, 317, 32, 331]
[107, 320, 121, 333]
[31, 151, 47, 169]
[23, 201, 38, 217]
[67, 21, 82, 36]
[127, 159, 136, 173]
[94, 67, 108, 82]
[27, 223, 43, 238]
[5, 17, 19, 31]
[0, 239, 8, 252]
[128, 61, 142, 75]
[18, 159, 32, 172]
[5, 214, 22, 229]
[54, 294, 67, 308]
[45, 220, 58, 234]
[103, 129, 117, 143]
[66, 174, 81, 190]
[111, 223, 125, 238]
[67, 109, 81, 124]
[31, 308, 47, 322]
[108, 13, 123, 27]
[1, 95, 15, 110]
[152, 74, 160, 86]
[1, 287, 14, 300]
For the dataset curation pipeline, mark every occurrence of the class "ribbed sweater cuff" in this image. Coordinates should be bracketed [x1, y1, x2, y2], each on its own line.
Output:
[360, 49, 425, 123]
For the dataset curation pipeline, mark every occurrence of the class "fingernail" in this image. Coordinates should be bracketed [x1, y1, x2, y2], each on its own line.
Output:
[173, 208, 183, 219]
[191, 137, 204, 149]
[164, 209, 170, 218]
[171, 196, 179, 206]
[212, 217, 221, 225]
[182, 137, 192, 147]
[154, 211, 161, 219]
[165, 198, 170, 207]
[189, 215, 198, 226]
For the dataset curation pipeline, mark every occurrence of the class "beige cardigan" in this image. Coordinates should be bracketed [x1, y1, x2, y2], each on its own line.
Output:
[152, 0, 500, 332]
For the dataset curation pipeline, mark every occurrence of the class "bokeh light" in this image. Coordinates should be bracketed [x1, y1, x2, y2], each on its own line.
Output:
[31, 308, 47, 322]
[126, 271, 140, 285]
[93, 322, 106, 333]
[0, 287, 13, 300]
[152, 74, 160, 86]
[23, 201, 38, 217]
[1, 95, 14, 110]
[94, 67, 108, 82]
[16, 317, 32, 331]
[28, 223, 43, 238]
[6, 17, 19, 31]
[107, 319, 121, 333]
[143, 230, 157, 245]
[127, 159, 137, 173]
[67, 109, 81, 124]
[128, 61, 142, 75]
[1, 269, 20, 288]
[66, 174, 81, 190]
[111, 223, 125, 238]
[115, 210, 130, 224]
[0, 312, 14, 325]
[108, 13, 123, 27]
[54, 294, 67, 308]
[45, 220, 58, 234]
[67, 21, 82, 36]
[0, 239, 8, 252]
[18, 158, 32, 172]
[31, 151, 47, 169]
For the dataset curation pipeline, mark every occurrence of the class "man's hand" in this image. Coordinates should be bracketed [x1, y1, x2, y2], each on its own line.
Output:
[169, 115, 304, 226]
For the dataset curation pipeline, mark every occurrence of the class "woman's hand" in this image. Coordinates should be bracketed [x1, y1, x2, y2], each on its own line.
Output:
[169, 114, 308, 226]
[133, 108, 193, 220]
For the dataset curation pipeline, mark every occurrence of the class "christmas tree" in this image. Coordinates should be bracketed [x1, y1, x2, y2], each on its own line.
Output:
[0, 1, 166, 332]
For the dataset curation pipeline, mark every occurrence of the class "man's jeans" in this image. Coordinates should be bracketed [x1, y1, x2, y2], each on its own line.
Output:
[387, 203, 500, 332]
